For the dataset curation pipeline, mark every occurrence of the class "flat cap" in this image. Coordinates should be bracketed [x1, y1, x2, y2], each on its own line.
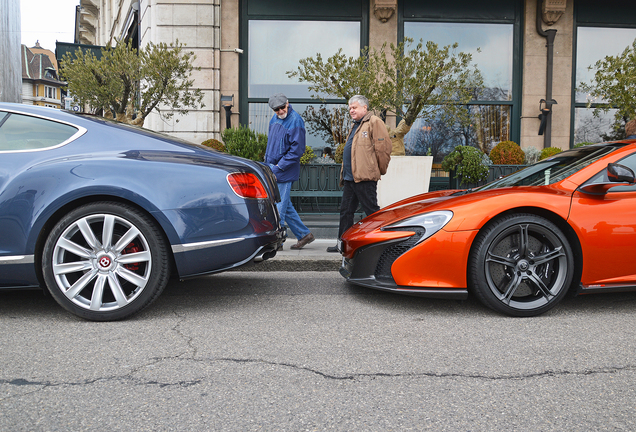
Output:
[268, 93, 288, 109]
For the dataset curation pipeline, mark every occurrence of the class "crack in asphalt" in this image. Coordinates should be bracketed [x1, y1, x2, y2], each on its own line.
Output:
[3, 359, 635, 400]
[213, 357, 636, 381]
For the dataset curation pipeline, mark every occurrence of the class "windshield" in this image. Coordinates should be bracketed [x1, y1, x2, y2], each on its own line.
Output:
[477, 144, 623, 190]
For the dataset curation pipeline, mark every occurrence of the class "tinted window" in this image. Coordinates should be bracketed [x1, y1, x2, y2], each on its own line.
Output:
[0, 113, 79, 151]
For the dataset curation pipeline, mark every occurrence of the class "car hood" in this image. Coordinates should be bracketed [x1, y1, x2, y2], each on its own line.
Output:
[354, 184, 576, 235]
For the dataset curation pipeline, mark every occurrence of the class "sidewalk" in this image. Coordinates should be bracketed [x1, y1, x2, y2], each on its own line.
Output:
[244, 239, 342, 272]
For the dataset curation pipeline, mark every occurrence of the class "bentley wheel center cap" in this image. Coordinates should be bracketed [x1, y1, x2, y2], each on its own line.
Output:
[97, 254, 114, 270]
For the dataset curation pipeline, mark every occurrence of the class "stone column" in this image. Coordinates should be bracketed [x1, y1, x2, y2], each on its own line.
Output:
[369, 0, 397, 129]
[521, 0, 574, 150]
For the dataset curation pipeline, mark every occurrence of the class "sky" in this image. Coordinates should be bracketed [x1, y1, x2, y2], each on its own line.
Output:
[20, 0, 79, 52]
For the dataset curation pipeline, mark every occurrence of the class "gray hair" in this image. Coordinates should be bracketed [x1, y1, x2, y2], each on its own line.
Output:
[348, 95, 369, 108]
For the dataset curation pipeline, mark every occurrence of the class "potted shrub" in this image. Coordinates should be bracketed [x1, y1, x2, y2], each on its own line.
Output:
[300, 146, 316, 164]
[221, 126, 267, 161]
[489, 141, 525, 165]
[539, 147, 562, 160]
[442, 145, 490, 187]
[201, 138, 226, 152]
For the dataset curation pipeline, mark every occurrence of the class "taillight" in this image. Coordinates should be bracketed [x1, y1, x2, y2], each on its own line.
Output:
[227, 172, 268, 199]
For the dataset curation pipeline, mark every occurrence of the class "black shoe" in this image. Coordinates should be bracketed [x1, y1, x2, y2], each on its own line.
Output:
[326, 245, 339, 253]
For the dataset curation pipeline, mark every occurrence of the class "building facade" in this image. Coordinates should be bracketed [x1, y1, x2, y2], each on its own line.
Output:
[76, 0, 636, 152]
[21, 43, 65, 108]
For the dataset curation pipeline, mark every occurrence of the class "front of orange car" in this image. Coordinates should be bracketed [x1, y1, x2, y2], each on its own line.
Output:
[339, 186, 574, 298]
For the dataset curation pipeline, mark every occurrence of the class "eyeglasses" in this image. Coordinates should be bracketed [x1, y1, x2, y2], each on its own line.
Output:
[273, 105, 286, 112]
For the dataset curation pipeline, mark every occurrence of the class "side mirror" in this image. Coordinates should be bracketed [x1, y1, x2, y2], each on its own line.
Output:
[608, 162, 636, 183]
[579, 163, 636, 195]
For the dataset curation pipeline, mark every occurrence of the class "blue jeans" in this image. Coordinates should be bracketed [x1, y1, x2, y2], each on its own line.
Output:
[276, 181, 310, 240]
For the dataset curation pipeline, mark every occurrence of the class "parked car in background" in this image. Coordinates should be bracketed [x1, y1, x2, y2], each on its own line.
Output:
[339, 140, 636, 317]
[0, 103, 284, 321]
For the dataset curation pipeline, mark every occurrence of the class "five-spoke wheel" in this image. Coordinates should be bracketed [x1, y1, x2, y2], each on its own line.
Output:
[42, 202, 169, 321]
[469, 213, 574, 317]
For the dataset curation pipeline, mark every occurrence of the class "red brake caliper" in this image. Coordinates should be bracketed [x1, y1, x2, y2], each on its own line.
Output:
[123, 242, 140, 271]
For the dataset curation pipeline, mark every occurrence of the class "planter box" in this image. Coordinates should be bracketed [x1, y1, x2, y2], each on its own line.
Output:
[377, 156, 433, 208]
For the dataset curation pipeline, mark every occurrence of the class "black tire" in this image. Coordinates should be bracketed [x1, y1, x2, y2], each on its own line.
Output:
[469, 213, 573, 317]
[42, 202, 170, 321]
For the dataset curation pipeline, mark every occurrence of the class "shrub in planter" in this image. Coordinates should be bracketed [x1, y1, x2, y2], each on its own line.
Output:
[539, 147, 562, 160]
[300, 146, 316, 164]
[201, 138, 226, 152]
[489, 140, 524, 165]
[442, 145, 490, 184]
[221, 125, 268, 161]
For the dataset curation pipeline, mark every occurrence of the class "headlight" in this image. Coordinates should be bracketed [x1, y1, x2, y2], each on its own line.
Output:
[381, 210, 453, 245]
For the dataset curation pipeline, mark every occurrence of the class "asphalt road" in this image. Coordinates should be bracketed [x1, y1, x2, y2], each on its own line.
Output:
[2, 271, 636, 431]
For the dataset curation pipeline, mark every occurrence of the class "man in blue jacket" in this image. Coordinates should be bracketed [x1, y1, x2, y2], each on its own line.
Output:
[265, 93, 314, 250]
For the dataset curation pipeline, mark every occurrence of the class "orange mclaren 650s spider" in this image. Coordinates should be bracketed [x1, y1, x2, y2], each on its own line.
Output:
[339, 140, 636, 317]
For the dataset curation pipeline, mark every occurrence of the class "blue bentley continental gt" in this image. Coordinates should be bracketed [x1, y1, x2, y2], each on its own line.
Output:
[0, 103, 284, 321]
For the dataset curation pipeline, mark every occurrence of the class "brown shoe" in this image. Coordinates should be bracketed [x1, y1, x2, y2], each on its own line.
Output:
[290, 232, 315, 249]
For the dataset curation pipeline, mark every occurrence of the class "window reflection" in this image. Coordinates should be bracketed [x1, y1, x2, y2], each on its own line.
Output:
[0, 113, 79, 152]
[404, 105, 510, 162]
[404, 22, 513, 101]
[576, 27, 636, 104]
[574, 27, 636, 144]
[248, 20, 360, 99]
[574, 108, 617, 144]
[249, 102, 350, 151]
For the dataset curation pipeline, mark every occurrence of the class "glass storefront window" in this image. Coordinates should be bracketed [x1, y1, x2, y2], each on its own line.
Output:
[574, 27, 636, 143]
[574, 107, 618, 144]
[248, 20, 360, 99]
[404, 22, 514, 101]
[576, 27, 636, 104]
[405, 105, 510, 161]
[403, 22, 514, 155]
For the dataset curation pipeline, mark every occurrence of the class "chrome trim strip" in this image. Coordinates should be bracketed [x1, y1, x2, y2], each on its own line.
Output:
[0, 255, 35, 264]
[172, 238, 244, 254]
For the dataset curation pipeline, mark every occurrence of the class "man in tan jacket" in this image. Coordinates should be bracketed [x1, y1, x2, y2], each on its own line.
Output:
[327, 95, 392, 252]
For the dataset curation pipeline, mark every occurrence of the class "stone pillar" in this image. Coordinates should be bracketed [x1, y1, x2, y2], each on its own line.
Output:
[369, 0, 397, 129]
[142, 0, 221, 143]
[1, 0, 22, 103]
[521, 0, 574, 150]
[220, 0, 240, 133]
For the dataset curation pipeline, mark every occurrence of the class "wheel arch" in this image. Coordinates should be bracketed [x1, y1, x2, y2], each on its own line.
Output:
[467, 206, 583, 292]
[34, 195, 177, 288]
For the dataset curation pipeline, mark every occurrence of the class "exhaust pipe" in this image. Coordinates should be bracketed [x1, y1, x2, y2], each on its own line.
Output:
[254, 246, 277, 263]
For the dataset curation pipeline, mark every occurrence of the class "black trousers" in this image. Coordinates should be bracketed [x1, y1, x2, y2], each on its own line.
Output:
[338, 180, 379, 238]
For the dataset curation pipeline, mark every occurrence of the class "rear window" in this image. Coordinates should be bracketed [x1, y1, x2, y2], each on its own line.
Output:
[0, 112, 80, 152]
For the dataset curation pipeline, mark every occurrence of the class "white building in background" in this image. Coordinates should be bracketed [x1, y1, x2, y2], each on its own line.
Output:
[76, 0, 224, 144]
